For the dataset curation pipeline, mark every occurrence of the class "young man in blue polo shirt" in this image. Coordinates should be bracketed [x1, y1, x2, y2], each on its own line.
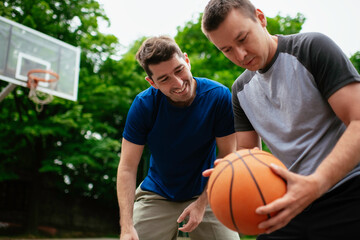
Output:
[116, 36, 240, 240]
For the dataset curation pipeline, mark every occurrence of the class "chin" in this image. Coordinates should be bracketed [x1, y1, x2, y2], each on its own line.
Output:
[247, 67, 258, 71]
[244, 64, 261, 71]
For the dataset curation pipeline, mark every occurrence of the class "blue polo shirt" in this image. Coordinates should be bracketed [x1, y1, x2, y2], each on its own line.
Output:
[123, 77, 234, 201]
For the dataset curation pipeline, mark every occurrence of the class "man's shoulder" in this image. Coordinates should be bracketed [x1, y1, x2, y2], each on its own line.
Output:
[278, 32, 334, 56]
[279, 32, 330, 43]
[195, 77, 230, 94]
[232, 70, 256, 93]
[134, 87, 162, 103]
[131, 87, 162, 112]
[136, 86, 157, 99]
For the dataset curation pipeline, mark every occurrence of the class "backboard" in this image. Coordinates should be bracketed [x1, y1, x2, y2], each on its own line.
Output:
[0, 16, 81, 101]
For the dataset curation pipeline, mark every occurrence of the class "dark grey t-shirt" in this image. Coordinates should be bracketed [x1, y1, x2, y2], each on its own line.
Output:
[232, 32, 360, 189]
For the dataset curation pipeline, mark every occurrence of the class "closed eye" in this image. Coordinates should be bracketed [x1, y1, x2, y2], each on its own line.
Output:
[222, 47, 231, 53]
[175, 66, 184, 74]
[158, 76, 168, 82]
[238, 33, 248, 43]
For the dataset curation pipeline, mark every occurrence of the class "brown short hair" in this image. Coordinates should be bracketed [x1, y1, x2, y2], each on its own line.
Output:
[202, 0, 257, 34]
[135, 36, 184, 79]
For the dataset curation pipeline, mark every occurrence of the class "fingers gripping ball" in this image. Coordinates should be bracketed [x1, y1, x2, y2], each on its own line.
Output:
[207, 149, 287, 235]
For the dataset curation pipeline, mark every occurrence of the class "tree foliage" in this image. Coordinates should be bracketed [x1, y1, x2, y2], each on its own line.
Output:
[0, 0, 120, 191]
[350, 51, 360, 73]
[0, 0, 133, 233]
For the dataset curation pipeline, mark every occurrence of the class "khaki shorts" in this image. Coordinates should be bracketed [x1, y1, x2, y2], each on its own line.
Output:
[133, 186, 240, 240]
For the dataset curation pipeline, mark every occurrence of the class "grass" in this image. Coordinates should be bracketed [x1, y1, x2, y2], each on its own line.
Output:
[177, 236, 256, 240]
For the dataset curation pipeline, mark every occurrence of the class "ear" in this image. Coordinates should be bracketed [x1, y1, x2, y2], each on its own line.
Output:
[256, 9, 267, 27]
[184, 52, 191, 70]
[145, 76, 158, 89]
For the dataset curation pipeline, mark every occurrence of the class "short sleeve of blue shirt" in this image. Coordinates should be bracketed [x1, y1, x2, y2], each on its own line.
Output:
[211, 84, 235, 137]
[123, 87, 160, 145]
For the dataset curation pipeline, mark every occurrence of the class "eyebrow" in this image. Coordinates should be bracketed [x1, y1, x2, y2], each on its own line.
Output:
[156, 64, 183, 81]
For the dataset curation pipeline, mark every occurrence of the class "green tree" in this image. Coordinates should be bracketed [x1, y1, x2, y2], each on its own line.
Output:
[266, 13, 306, 36]
[96, 39, 151, 183]
[350, 51, 360, 73]
[0, 0, 127, 234]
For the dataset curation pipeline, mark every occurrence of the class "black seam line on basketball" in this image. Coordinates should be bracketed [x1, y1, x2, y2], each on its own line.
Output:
[228, 160, 241, 233]
[249, 150, 287, 183]
[248, 151, 271, 167]
[209, 159, 240, 233]
[209, 159, 232, 200]
[234, 151, 272, 220]
[226, 152, 272, 165]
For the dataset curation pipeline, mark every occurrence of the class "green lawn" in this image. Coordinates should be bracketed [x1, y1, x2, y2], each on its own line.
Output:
[242, 236, 257, 240]
[178, 236, 256, 240]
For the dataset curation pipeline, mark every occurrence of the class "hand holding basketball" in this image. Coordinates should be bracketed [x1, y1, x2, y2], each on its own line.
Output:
[207, 149, 287, 235]
[255, 163, 325, 234]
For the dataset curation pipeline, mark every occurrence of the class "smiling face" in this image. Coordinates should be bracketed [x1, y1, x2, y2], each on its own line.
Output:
[146, 53, 197, 107]
[206, 8, 278, 71]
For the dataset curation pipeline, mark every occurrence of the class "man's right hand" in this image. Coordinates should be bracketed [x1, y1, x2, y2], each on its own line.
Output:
[120, 226, 139, 240]
[202, 158, 223, 177]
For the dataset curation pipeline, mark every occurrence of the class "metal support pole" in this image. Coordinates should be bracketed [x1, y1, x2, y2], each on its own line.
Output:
[0, 83, 17, 102]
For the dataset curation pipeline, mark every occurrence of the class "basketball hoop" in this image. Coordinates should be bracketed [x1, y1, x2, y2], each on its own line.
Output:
[27, 69, 59, 112]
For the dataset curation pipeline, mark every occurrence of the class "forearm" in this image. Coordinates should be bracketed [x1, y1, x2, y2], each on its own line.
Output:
[236, 131, 261, 150]
[117, 138, 144, 234]
[117, 166, 137, 231]
[216, 133, 236, 158]
[312, 120, 360, 195]
[197, 185, 209, 206]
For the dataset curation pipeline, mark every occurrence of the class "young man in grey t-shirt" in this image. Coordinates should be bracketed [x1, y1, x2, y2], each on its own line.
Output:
[201, 0, 360, 239]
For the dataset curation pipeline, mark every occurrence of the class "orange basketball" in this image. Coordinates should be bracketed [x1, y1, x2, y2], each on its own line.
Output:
[207, 149, 287, 235]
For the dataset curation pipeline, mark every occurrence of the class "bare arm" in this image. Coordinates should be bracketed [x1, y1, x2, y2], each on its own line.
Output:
[217, 133, 237, 157]
[202, 131, 258, 177]
[314, 82, 360, 193]
[178, 133, 236, 232]
[256, 82, 360, 233]
[236, 130, 261, 150]
[117, 138, 144, 240]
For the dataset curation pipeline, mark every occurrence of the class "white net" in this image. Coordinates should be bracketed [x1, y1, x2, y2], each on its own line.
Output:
[27, 69, 59, 112]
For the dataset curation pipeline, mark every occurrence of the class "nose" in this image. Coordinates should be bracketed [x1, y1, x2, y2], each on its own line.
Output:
[172, 75, 183, 87]
[234, 47, 246, 62]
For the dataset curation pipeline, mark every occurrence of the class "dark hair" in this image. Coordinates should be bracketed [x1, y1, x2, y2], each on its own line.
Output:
[135, 36, 184, 79]
[202, 0, 257, 34]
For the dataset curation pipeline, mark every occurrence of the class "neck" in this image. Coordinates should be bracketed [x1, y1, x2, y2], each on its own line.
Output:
[267, 35, 279, 64]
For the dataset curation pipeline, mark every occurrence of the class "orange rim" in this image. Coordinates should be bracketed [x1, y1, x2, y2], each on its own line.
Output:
[27, 69, 59, 88]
